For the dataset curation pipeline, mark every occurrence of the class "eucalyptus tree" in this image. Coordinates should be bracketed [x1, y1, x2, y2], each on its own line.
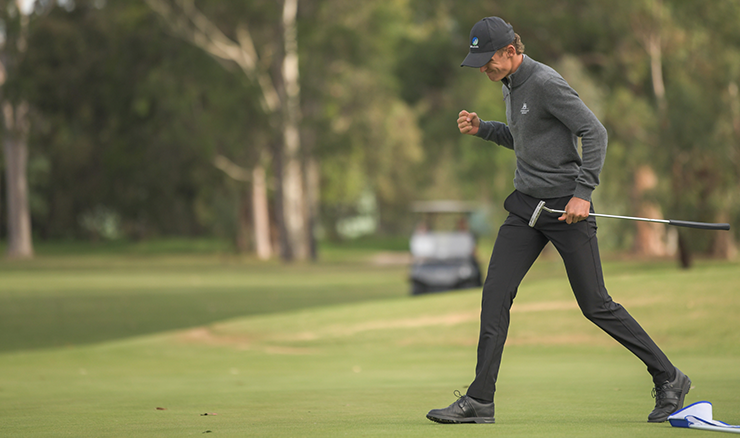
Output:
[145, 0, 310, 261]
[0, 0, 41, 258]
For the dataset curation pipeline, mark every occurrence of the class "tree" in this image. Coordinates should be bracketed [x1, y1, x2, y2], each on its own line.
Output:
[299, 0, 428, 237]
[144, 0, 311, 261]
[629, 0, 675, 258]
[0, 0, 34, 258]
[213, 152, 272, 259]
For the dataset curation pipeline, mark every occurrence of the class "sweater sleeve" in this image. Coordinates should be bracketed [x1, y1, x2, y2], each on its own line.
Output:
[542, 77, 608, 201]
[475, 120, 514, 150]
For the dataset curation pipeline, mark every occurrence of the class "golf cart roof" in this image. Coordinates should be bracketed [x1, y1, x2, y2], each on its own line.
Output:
[411, 200, 478, 214]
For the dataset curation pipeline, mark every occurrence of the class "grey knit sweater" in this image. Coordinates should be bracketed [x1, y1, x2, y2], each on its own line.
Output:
[476, 55, 607, 202]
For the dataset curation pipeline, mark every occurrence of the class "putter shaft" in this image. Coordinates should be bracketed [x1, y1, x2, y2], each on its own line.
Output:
[542, 206, 669, 224]
[541, 206, 730, 231]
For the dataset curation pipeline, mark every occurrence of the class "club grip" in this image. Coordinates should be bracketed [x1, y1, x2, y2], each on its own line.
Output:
[668, 220, 730, 231]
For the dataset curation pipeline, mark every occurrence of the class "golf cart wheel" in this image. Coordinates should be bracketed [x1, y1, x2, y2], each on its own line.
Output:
[411, 281, 427, 295]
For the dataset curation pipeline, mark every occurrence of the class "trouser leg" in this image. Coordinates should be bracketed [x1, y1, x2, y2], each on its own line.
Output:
[466, 194, 548, 402]
[540, 197, 675, 384]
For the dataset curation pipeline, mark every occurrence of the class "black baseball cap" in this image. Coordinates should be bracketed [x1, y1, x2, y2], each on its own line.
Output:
[461, 17, 515, 68]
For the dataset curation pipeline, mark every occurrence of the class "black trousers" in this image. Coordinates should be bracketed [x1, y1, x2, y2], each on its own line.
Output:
[466, 191, 675, 403]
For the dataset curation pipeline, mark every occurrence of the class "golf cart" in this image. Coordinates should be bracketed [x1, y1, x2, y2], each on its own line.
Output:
[409, 200, 483, 295]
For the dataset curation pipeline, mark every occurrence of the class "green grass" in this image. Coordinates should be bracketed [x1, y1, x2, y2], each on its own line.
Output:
[1, 241, 739, 437]
[0, 248, 408, 352]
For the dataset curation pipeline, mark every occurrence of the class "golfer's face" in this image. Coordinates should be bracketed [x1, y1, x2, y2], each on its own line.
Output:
[480, 49, 512, 82]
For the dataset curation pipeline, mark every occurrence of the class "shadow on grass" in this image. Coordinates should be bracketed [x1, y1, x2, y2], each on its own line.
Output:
[0, 281, 412, 353]
[0, 239, 413, 353]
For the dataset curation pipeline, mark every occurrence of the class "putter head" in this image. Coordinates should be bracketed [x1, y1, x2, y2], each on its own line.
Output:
[528, 200, 546, 228]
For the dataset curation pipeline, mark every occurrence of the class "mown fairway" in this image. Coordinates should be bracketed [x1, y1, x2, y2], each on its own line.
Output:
[1, 242, 739, 437]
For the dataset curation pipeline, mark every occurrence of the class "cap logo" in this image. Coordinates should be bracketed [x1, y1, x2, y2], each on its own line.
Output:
[471, 37, 479, 48]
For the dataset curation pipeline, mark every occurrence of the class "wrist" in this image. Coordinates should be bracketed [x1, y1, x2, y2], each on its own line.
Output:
[573, 184, 593, 203]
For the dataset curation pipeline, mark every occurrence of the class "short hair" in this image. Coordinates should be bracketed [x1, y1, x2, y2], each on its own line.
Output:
[496, 33, 525, 55]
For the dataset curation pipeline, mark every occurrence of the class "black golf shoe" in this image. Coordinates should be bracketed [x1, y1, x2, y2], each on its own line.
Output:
[426, 391, 495, 424]
[648, 367, 691, 423]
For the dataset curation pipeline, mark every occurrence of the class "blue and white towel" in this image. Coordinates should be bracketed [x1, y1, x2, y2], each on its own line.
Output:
[669, 401, 740, 434]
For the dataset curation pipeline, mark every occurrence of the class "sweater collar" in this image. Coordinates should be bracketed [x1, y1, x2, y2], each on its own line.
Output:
[502, 55, 533, 89]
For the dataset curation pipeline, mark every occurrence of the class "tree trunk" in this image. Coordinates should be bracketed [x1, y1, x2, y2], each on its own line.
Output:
[236, 188, 252, 254]
[631, 165, 669, 257]
[636, 0, 691, 265]
[715, 82, 739, 260]
[631, 3, 671, 258]
[252, 164, 272, 260]
[2, 101, 33, 259]
[1, 3, 32, 258]
[281, 132, 307, 260]
[272, 141, 291, 260]
[730, 82, 740, 139]
[279, 0, 309, 261]
[213, 153, 272, 259]
[304, 157, 319, 260]
[677, 231, 693, 269]
[711, 211, 736, 260]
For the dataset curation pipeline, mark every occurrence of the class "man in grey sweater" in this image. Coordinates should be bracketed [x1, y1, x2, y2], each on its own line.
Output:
[426, 16, 690, 425]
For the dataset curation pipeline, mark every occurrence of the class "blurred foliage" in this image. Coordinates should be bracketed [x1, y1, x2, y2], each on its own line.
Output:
[1, 0, 738, 257]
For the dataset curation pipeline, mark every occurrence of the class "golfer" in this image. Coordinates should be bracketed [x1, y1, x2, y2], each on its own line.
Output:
[426, 16, 690, 424]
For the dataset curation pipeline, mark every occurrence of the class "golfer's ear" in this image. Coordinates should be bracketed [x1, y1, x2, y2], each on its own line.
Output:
[504, 45, 516, 57]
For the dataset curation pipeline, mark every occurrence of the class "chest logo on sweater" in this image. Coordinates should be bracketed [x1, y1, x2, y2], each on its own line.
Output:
[520, 103, 530, 115]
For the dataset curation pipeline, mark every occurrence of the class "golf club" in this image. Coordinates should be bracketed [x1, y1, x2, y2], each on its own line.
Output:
[528, 200, 731, 231]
